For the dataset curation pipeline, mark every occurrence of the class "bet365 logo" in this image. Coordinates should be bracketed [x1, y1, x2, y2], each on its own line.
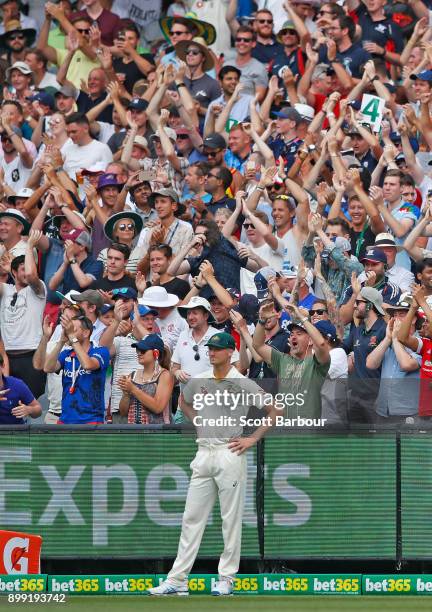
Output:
[0, 531, 42, 574]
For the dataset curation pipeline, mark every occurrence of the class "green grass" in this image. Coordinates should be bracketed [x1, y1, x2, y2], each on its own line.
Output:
[7, 595, 432, 612]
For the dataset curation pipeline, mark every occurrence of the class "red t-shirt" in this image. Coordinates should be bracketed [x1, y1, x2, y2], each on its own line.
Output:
[418, 337, 432, 416]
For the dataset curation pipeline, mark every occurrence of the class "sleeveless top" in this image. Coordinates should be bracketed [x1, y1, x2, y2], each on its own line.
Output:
[127, 364, 171, 425]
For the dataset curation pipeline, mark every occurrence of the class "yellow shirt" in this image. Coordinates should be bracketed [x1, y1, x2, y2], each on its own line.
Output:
[56, 48, 100, 89]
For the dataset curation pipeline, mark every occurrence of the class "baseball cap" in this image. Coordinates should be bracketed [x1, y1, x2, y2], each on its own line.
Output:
[272, 106, 302, 124]
[334, 237, 351, 252]
[287, 319, 308, 332]
[294, 103, 315, 122]
[202, 133, 227, 149]
[131, 334, 164, 352]
[314, 320, 337, 342]
[82, 162, 106, 175]
[148, 188, 179, 206]
[410, 70, 432, 82]
[100, 303, 114, 315]
[133, 135, 149, 149]
[130, 304, 158, 319]
[6, 61, 32, 80]
[359, 286, 385, 315]
[386, 292, 413, 311]
[55, 290, 80, 303]
[112, 287, 138, 300]
[27, 91, 55, 109]
[234, 294, 259, 324]
[8, 187, 33, 202]
[73, 289, 104, 310]
[55, 84, 78, 98]
[151, 127, 177, 142]
[127, 97, 149, 111]
[360, 247, 387, 264]
[389, 131, 401, 142]
[96, 173, 123, 191]
[205, 332, 236, 350]
[254, 267, 278, 300]
[63, 228, 91, 249]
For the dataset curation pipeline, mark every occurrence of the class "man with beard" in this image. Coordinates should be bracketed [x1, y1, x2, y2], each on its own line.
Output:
[0, 19, 35, 64]
[253, 300, 330, 420]
[340, 247, 401, 324]
[343, 287, 387, 423]
[251, 9, 283, 65]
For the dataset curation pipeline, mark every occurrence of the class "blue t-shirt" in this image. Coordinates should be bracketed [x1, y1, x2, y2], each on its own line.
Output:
[0, 376, 35, 424]
[62, 255, 103, 294]
[58, 345, 110, 424]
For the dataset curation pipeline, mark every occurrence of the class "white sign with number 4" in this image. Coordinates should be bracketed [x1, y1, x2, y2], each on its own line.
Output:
[360, 94, 385, 132]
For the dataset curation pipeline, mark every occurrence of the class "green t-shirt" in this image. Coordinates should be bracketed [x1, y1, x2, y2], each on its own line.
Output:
[271, 348, 330, 420]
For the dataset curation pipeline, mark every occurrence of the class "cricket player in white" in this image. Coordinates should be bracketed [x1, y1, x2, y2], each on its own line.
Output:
[148, 332, 276, 596]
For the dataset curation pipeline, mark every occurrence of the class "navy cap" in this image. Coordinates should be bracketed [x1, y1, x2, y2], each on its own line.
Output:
[127, 97, 149, 111]
[27, 91, 55, 109]
[361, 247, 387, 264]
[112, 287, 138, 300]
[131, 334, 164, 352]
[254, 271, 269, 301]
[100, 303, 114, 315]
[226, 287, 240, 300]
[410, 70, 432, 82]
[389, 131, 401, 142]
[314, 320, 337, 342]
[202, 132, 226, 149]
[234, 293, 259, 324]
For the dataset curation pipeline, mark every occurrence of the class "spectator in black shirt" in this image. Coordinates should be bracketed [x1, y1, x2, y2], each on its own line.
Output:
[140, 244, 190, 300]
[112, 24, 154, 94]
[204, 167, 236, 216]
[323, 14, 371, 79]
[90, 243, 137, 296]
[251, 9, 283, 66]
[76, 68, 113, 124]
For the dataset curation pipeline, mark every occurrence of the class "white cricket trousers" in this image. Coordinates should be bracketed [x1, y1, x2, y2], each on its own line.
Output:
[168, 443, 247, 584]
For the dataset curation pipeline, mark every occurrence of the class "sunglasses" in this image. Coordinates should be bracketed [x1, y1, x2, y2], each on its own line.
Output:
[170, 30, 188, 36]
[76, 28, 91, 34]
[280, 29, 297, 35]
[309, 309, 327, 315]
[236, 37, 253, 43]
[354, 300, 366, 306]
[74, 315, 93, 331]
[317, 9, 335, 15]
[8, 33, 25, 41]
[257, 18, 273, 24]
[186, 48, 201, 55]
[192, 344, 200, 361]
[207, 172, 220, 179]
[10, 292, 18, 308]
[176, 133, 190, 139]
[269, 183, 284, 190]
[243, 223, 255, 229]
[117, 223, 135, 231]
[204, 149, 222, 158]
[1, 136, 11, 143]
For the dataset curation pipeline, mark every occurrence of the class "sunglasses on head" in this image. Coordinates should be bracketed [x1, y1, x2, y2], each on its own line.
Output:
[309, 308, 327, 315]
[112, 287, 131, 296]
[192, 344, 200, 361]
[118, 223, 135, 231]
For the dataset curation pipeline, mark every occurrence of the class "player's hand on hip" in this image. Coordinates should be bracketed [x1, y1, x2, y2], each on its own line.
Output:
[228, 436, 256, 455]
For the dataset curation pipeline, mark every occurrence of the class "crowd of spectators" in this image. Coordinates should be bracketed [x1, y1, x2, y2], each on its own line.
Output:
[0, 0, 431, 428]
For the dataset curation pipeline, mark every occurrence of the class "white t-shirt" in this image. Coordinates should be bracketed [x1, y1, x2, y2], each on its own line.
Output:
[0, 282, 46, 351]
[156, 309, 189, 354]
[172, 324, 239, 389]
[0, 139, 36, 192]
[62, 139, 113, 179]
[276, 228, 301, 267]
[328, 347, 348, 380]
[39, 72, 60, 90]
[241, 241, 283, 295]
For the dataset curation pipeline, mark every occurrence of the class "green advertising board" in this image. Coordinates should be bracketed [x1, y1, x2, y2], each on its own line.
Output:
[0, 431, 396, 559]
[401, 435, 432, 558]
